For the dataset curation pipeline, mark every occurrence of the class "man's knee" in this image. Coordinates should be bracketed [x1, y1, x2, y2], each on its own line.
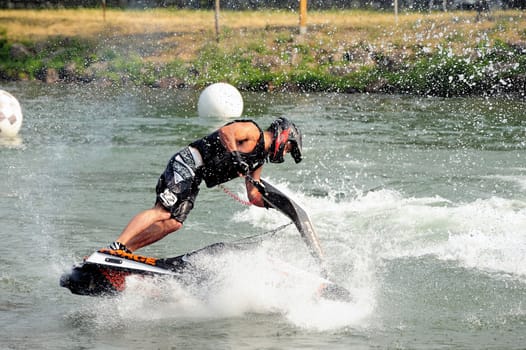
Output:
[163, 218, 183, 234]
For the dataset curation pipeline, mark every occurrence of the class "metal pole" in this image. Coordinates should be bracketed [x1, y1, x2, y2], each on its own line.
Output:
[299, 0, 307, 35]
[102, 0, 106, 22]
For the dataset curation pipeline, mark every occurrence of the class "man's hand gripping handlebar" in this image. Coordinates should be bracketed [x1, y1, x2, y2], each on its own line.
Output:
[245, 175, 266, 194]
[245, 175, 272, 209]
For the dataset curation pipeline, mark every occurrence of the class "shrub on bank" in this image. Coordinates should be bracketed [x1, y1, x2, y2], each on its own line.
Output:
[387, 40, 526, 96]
[1, 29, 525, 96]
[0, 31, 95, 81]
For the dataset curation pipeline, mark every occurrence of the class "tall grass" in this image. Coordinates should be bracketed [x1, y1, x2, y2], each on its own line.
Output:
[2, 9, 525, 53]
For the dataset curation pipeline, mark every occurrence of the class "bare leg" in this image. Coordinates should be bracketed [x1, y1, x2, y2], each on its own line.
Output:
[114, 204, 182, 252]
[125, 218, 182, 252]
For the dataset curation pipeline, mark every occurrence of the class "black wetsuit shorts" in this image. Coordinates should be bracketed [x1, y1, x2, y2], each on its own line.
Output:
[155, 147, 202, 222]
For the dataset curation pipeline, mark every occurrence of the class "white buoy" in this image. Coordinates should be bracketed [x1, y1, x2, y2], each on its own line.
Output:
[0, 90, 23, 138]
[197, 82, 243, 118]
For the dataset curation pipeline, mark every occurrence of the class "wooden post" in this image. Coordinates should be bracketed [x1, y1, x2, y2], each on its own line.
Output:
[299, 0, 307, 35]
[394, 0, 398, 25]
[215, 0, 220, 42]
[102, 0, 106, 22]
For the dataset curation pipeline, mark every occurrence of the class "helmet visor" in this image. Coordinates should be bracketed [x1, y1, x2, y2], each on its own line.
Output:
[290, 141, 302, 163]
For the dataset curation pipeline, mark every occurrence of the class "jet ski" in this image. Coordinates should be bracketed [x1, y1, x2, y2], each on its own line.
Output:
[60, 179, 351, 301]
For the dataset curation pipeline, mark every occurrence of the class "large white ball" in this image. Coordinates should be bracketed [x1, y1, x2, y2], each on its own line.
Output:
[198, 82, 243, 118]
[0, 90, 23, 138]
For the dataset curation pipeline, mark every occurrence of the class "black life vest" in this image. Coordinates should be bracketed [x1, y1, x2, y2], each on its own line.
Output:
[190, 120, 267, 188]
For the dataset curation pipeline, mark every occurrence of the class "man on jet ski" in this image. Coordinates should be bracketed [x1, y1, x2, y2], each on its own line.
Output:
[107, 118, 302, 253]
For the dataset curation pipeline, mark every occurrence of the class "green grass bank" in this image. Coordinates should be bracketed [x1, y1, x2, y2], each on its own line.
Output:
[1, 9, 525, 96]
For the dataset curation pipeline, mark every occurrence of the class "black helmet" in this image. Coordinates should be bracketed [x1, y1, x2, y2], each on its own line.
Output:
[267, 117, 302, 163]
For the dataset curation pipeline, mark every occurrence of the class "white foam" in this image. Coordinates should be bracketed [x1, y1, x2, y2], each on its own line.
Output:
[88, 183, 526, 330]
[91, 244, 369, 331]
[488, 174, 526, 191]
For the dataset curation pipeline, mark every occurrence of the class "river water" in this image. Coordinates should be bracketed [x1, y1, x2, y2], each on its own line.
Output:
[1, 81, 525, 349]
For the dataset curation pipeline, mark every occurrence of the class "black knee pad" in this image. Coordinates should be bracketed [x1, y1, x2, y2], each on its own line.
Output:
[171, 199, 194, 223]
